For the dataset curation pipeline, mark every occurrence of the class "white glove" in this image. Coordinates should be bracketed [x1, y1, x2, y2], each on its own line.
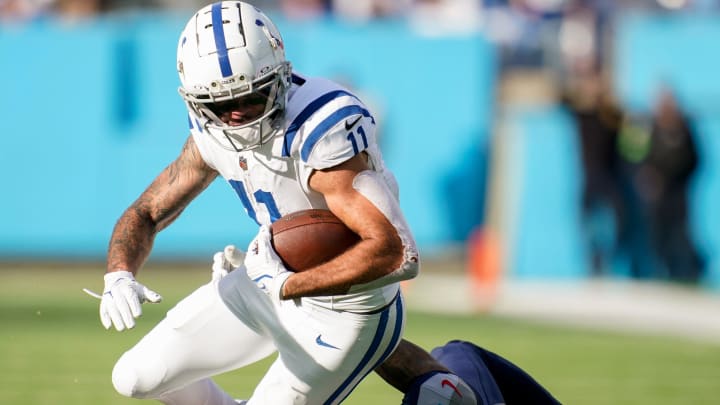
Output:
[244, 225, 292, 300]
[99, 271, 162, 331]
[211, 244, 246, 281]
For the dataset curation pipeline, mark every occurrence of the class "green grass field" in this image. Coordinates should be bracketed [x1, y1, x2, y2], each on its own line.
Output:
[2, 265, 719, 404]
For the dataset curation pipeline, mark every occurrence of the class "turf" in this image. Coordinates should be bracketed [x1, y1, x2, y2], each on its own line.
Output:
[1, 265, 719, 404]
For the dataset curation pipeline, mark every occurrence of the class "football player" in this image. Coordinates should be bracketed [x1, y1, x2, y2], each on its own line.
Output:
[400, 340, 561, 405]
[93, 2, 476, 404]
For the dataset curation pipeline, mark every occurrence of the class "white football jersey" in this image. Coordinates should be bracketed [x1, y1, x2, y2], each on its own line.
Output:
[189, 72, 400, 311]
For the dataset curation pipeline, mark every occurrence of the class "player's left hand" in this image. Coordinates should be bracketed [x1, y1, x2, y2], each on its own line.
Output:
[244, 225, 291, 301]
[99, 271, 162, 332]
[211, 244, 246, 281]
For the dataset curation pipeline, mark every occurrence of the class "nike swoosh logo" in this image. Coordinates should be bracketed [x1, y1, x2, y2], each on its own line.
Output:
[441, 379, 463, 397]
[252, 274, 272, 290]
[344, 115, 362, 130]
[315, 334, 340, 350]
[252, 275, 272, 283]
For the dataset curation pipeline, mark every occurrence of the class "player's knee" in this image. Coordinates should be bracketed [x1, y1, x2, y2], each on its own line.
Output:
[452, 377, 478, 405]
[112, 351, 166, 399]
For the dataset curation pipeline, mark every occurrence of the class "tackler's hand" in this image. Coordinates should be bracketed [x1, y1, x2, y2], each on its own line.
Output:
[244, 225, 291, 301]
[211, 245, 246, 281]
[97, 271, 162, 332]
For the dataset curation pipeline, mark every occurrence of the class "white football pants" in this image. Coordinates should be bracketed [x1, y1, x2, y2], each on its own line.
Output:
[111, 267, 405, 404]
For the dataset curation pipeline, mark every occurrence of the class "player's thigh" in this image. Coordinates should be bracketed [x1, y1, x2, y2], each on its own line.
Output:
[114, 279, 275, 396]
[249, 295, 405, 404]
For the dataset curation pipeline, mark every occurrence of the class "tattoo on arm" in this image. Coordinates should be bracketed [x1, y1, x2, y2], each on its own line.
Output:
[107, 136, 218, 274]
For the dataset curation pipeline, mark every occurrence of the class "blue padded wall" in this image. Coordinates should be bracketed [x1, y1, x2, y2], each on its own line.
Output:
[0, 14, 497, 259]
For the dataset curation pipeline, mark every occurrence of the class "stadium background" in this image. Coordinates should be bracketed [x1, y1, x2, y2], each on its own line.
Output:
[1, 0, 720, 404]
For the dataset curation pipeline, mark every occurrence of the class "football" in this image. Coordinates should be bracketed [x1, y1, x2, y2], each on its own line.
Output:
[270, 209, 360, 272]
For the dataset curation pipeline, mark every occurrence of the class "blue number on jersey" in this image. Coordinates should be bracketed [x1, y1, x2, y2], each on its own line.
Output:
[347, 125, 369, 155]
[229, 180, 281, 224]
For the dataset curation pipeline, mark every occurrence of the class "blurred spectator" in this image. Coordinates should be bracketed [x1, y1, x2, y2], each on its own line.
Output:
[54, 0, 108, 21]
[480, 1, 552, 68]
[0, 0, 108, 24]
[1, 0, 54, 23]
[641, 88, 704, 282]
[279, 0, 330, 20]
[408, 0, 482, 35]
[332, 0, 408, 22]
[618, 87, 705, 283]
[562, 67, 626, 277]
[556, 1, 601, 78]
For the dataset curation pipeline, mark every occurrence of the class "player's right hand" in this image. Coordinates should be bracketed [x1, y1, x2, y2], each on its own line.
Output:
[244, 226, 291, 301]
[211, 244, 246, 281]
[100, 271, 162, 331]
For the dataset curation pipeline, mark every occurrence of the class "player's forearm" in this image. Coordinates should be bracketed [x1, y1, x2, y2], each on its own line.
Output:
[106, 205, 159, 274]
[105, 139, 216, 275]
[281, 237, 401, 298]
[375, 339, 449, 393]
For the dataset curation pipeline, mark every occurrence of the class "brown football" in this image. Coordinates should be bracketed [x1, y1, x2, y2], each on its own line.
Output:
[270, 209, 361, 272]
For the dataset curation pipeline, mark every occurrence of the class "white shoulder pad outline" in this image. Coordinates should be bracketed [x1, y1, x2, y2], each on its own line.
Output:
[348, 170, 420, 294]
[303, 113, 375, 170]
[279, 84, 376, 164]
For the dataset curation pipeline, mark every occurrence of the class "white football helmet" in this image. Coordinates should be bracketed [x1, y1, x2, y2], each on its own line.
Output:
[177, 1, 291, 151]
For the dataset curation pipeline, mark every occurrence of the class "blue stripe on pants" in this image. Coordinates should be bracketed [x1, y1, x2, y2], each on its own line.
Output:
[324, 294, 404, 404]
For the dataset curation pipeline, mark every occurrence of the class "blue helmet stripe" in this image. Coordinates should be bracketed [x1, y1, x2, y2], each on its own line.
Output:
[211, 2, 233, 77]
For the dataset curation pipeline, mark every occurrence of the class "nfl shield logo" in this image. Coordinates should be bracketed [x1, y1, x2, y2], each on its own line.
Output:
[238, 156, 248, 171]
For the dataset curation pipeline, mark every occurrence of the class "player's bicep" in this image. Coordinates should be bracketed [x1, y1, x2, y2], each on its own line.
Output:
[309, 155, 399, 249]
[135, 136, 218, 230]
[310, 154, 420, 286]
